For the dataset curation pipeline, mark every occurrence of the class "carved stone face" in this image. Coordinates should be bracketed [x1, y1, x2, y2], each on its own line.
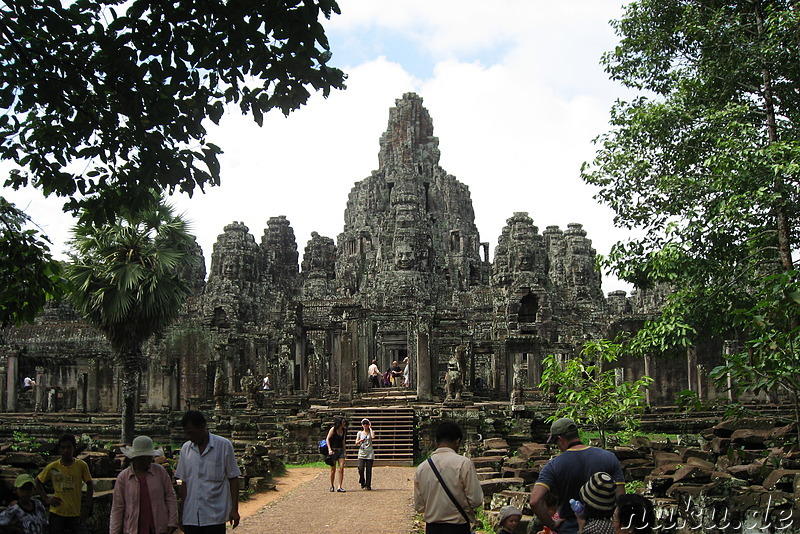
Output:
[395, 243, 416, 270]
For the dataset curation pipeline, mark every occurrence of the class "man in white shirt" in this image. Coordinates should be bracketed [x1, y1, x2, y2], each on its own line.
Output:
[175, 410, 242, 533]
[367, 359, 381, 388]
[414, 421, 483, 533]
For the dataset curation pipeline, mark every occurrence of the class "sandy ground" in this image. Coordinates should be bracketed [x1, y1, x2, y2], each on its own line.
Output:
[232, 466, 417, 533]
[237, 467, 322, 519]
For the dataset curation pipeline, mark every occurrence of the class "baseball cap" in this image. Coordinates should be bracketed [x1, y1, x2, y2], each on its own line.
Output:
[546, 417, 578, 443]
[14, 474, 36, 488]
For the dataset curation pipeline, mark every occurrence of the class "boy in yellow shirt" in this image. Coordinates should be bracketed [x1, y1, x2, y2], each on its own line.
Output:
[35, 433, 93, 534]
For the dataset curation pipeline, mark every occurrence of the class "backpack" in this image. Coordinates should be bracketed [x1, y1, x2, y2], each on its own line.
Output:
[318, 438, 328, 456]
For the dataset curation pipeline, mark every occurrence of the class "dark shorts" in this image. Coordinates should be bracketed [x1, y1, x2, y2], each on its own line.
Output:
[182, 525, 226, 534]
[326, 448, 344, 465]
[48, 513, 87, 534]
[425, 522, 470, 534]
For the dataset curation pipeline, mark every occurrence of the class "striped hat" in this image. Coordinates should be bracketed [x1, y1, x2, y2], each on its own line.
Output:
[579, 472, 616, 511]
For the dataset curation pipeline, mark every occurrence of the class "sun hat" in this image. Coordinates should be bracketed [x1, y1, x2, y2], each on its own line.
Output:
[498, 505, 523, 525]
[361, 418, 370, 425]
[547, 417, 578, 443]
[14, 474, 36, 488]
[579, 471, 617, 511]
[120, 435, 164, 459]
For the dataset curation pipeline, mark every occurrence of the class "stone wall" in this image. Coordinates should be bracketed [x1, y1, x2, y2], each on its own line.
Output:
[0, 92, 731, 414]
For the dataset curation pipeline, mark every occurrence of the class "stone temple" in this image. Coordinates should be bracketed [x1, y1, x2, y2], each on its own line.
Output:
[0, 93, 722, 413]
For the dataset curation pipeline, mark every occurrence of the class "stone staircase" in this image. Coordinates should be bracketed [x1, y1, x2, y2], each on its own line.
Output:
[340, 406, 415, 467]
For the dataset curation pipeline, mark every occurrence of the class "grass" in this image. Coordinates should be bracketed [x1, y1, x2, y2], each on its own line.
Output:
[285, 461, 327, 469]
[580, 431, 679, 444]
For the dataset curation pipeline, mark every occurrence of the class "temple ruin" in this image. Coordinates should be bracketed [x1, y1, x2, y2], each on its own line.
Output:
[0, 93, 725, 413]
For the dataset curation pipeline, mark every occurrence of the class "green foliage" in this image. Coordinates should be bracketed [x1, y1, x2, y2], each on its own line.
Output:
[0, 0, 346, 225]
[708, 271, 800, 442]
[66, 197, 198, 443]
[539, 339, 653, 448]
[11, 431, 38, 452]
[625, 480, 645, 494]
[582, 0, 800, 356]
[0, 197, 65, 332]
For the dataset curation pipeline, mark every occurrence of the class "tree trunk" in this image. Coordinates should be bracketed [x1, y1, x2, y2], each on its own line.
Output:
[754, 0, 794, 273]
[119, 347, 143, 445]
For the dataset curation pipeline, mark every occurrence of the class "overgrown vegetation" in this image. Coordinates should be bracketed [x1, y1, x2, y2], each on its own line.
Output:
[582, 0, 800, 445]
[540, 339, 653, 448]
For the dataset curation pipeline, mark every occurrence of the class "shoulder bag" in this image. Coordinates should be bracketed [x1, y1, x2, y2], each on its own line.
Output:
[426, 457, 476, 534]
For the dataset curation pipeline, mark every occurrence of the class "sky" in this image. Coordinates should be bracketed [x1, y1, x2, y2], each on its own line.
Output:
[3, 0, 638, 293]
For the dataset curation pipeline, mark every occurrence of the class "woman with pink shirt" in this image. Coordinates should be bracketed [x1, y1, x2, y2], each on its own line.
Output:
[110, 435, 178, 534]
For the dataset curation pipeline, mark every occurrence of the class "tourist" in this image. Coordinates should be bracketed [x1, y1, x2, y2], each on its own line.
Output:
[175, 410, 242, 533]
[35, 433, 93, 534]
[576, 472, 616, 534]
[403, 356, 411, 388]
[0, 474, 49, 534]
[109, 435, 178, 534]
[414, 421, 483, 533]
[356, 418, 375, 490]
[497, 505, 523, 534]
[529, 418, 624, 534]
[22, 376, 34, 392]
[325, 416, 347, 492]
[613, 494, 655, 534]
[368, 359, 381, 389]
[381, 369, 392, 387]
[390, 360, 403, 385]
[262, 374, 272, 391]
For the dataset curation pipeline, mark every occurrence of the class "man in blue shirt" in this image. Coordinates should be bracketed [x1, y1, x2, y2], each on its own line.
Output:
[529, 418, 625, 534]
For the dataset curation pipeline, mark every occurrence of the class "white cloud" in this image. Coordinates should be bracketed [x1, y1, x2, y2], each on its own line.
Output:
[1, 0, 635, 293]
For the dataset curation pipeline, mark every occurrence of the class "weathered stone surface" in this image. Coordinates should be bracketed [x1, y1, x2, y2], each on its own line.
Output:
[484, 437, 509, 450]
[477, 471, 499, 481]
[516, 443, 548, 460]
[652, 450, 682, 467]
[762, 469, 800, 491]
[479, 477, 527, 497]
[730, 428, 772, 447]
[471, 456, 505, 470]
[2, 451, 46, 467]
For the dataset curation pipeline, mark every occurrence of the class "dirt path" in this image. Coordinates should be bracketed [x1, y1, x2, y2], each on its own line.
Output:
[234, 466, 417, 533]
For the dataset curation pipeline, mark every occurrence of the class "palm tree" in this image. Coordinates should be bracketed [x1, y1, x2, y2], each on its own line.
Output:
[67, 199, 198, 444]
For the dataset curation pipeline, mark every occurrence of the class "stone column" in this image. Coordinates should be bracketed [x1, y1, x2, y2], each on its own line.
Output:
[76, 373, 87, 413]
[87, 359, 99, 412]
[496, 348, 509, 397]
[6, 353, 18, 412]
[34, 366, 45, 412]
[297, 336, 307, 391]
[416, 320, 432, 402]
[169, 361, 180, 411]
[643, 354, 652, 405]
[338, 327, 352, 403]
[0, 364, 6, 412]
[362, 319, 375, 393]
[331, 329, 341, 388]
